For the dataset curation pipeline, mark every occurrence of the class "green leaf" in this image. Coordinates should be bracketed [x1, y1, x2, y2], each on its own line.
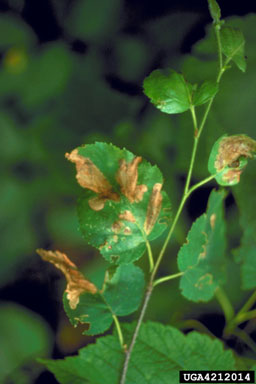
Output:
[0, 303, 52, 382]
[232, 163, 256, 289]
[178, 190, 226, 302]
[192, 81, 218, 106]
[208, 134, 256, 186]
[143, 69, 193, 114]
[64, 263, 145, 335]
[41, 321, 235, 384]
[220, 26, 246, 72]
[208, 0, 221, 24]
[67, 142, 171, 264]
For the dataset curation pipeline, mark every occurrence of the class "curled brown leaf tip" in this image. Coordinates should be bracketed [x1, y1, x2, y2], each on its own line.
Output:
[66, 149, 119, 210]
[37, 249, 97, 309]
[215, 135, 256, 171]
[144, 183, 163, 235]
[116, 156, 147, 203]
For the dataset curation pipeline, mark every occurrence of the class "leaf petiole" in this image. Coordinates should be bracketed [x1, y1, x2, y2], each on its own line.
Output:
[112, 315, 125, 350]
[215, 286, 235, 323]
[145, 240, 154, 272]
[153, 271, 184, 287]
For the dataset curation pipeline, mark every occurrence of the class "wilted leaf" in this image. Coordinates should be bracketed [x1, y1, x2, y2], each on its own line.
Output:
[220, 26, 246, 72]
[178, 190, 226, 302]
[37, 249, 97, 309]
[143, 69, 193, 114]
[63, 264, 145, 335]
[67, 142, 171, 264]
[208, 134, 256, 186]
[41, 321, 235, 384]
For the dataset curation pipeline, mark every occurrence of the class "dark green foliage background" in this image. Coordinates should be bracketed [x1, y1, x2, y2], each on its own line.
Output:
[0, 0, 256, 383]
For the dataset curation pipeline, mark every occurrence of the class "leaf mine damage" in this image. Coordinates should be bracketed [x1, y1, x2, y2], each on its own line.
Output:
[211, 134, 256, 185]
[37, 249, 97, 309]
[144, 183, 163, 235]
[65, 149, 119, 210]
[116, 157, 148, 203]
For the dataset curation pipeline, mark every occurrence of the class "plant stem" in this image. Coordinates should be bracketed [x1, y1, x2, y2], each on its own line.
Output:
[237, 289, 256, 316]
[119, 174, 215, 383]
[235, 309, 256, 325]
[119, 27, 226, 381]
[224, 290, 256, 336]
[215, 286, 235, 323]
[113, 315, 125, 349]
[153, 271, 184, 287]
[120, 283, 153, 384]
[146, 240, 154, 272]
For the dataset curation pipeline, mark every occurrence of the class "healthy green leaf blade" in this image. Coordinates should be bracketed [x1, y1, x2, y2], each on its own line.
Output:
[220, 26, 246, 72]
[41, 321, 235, 384]
[67, 142, 171, 264]
[233, 163, 256, 289]
[63, 263, 145, 335]
[192, 81, 218, 106]
[178, 189, 226, 302]
[143, 69, 193, 114]
[208, 134, 256, 186]
[208, 0, 221, 24]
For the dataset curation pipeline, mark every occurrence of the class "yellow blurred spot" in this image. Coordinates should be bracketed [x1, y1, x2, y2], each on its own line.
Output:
[3, 47, 27, 73]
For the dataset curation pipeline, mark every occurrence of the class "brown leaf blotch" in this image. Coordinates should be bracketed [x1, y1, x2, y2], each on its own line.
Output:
[210, 214, 216, 229]
[144, 183, 163, 235]
[119, 210, 136, 223]
[215, 135, 256, 172]
[37, 249, 97, 309]
[112, 220, 124, 233]
[116, 156, 147, 203]
[66, 149, 119, 210]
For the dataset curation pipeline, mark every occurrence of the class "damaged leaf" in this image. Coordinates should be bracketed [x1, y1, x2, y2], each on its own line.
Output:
[37, 249, 97, 309]
[208, 134, 256, 186]
[65, 149, 119, 211]
[178, 190, 226, 302]
[66, 142, 171, 264]
[63, 263, 145, 335]
[116, 157, 148, 203]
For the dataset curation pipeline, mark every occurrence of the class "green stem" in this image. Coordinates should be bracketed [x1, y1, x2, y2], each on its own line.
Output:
[113, 315, 125, 349]
[177, 319, 215, 338]
[146, 240, 154, 272]
[153, 272, 184, 287]
[215, 24, 223, 74]
[119, 27, 226, 379]
[224, 290, 256, 336]
[235, 309, 256, 325]
[184, 107, 199, 195]
[215, 286, 235, 323]
[237, 290, 256, 316]
[120, 283, 153, 384]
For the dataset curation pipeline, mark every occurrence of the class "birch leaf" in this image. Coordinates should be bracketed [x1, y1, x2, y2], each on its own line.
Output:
[38, 249, 145, 335]
[178, 190, 226, 302]
[67, 142, 171, 264]
[208, 134, 256, 186]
